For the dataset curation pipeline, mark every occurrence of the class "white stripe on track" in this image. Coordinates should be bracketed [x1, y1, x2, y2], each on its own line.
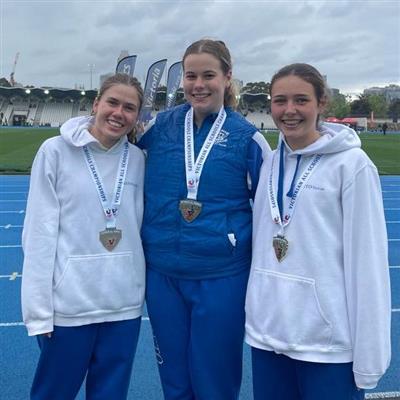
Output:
[0, 245, 22, 248]
[0, 317, 150, 327]
[0, 273, 21, 279]
[0, 210, 24, 213]
[366, 392, 400, 399]
[0, 200, 26, 202]
[0, 225, 23, 228]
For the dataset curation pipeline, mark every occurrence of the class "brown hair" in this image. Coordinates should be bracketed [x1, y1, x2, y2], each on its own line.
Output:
[183, 39, 238, 109]
[95, 73, 144, 142]
[270, 63, 329, 105]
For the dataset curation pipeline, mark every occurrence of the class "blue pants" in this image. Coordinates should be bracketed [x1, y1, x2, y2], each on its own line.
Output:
[251, 347, 365, 400]
[146, 268, 249, 400]
[31, 318, 141, 400]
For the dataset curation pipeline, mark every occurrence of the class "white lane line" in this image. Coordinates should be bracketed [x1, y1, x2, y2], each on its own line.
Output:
[1, 310, 399, 328]
[0, 200, 26, 202]
[0, 192, 27, 194]
[387, 221, 400, 223]
[0, 274, 22, 279]
[9, 272, 19, 280]
[0, 210, 24, 214]
[0, 225, 23, 228]
[366, 392, 400, 399]
[389, 239, 400, 242]
[0, 245, 22, 248]
[0, 317, 150, 327]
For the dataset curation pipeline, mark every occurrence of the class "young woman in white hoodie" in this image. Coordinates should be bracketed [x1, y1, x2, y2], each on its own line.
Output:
[245, 63, 391, 400]
[21, 73, 146, 400]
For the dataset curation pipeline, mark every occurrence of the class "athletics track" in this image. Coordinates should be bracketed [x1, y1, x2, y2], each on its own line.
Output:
[0, 175, 399, 399]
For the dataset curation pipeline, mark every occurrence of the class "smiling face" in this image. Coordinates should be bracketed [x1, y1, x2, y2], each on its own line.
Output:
[91, 84, 140, 148]
[271, 75, 326, 150]
[183, 52, 231, 126]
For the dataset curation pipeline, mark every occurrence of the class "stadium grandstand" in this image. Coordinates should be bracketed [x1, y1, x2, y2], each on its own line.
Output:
[0, 85, 277, 130]
[0, 87, 97, 127]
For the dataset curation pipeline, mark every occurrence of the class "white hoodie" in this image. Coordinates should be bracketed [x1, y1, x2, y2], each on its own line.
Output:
[21, 116, 146, 336]
[245, 122, 391, 389]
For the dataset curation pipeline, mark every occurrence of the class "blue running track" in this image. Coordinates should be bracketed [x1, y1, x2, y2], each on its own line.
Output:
[0, 175, 399, 399]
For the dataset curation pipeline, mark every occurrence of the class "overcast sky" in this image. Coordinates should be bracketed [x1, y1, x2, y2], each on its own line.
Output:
[1, 0, 399, 94]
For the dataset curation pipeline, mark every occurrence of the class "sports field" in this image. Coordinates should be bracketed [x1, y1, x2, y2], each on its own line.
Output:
[0, 126, 399, 174]
[1, 174, 399, 399]
[0, 126, 399, 399]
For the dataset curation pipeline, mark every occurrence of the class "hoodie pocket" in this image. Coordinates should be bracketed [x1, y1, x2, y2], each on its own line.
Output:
[246, 269, 332, 349]
[54, 252, 144, 317]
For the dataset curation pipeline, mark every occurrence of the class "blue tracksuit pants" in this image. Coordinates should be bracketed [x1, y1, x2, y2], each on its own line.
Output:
[146, 268, 249, 400]
[251, 347, 365, 400]
[31, 318, 141, 400]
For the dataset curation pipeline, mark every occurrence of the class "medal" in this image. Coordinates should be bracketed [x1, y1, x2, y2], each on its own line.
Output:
[267, 143, 323, 263]
[99, 228, 122, 251]
[181, 106, 226, 221]
[179, 199, 202, 223]
[273, 235, 288, 262]
[83, 141, 129, 252]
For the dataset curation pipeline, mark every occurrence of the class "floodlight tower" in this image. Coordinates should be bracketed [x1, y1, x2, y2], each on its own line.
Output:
[10, 52, 20, 86]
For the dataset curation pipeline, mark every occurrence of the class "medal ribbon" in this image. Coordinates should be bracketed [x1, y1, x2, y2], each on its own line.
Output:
[184, 106, 226, 200]
[268, 142, 322, 234]
[83, 141, 129, 229]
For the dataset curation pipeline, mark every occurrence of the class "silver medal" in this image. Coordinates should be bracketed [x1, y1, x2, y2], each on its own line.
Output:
[99, 228, 122, 251]
[273, 235, 288, 262]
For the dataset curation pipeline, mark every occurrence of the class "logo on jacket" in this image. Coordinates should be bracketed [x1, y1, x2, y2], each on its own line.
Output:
[214, 129, 230, 147]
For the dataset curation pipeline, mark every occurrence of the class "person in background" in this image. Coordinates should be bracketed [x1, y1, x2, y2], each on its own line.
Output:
[138, 38, 270, 399]
[21, 73, 146, 400]
[245, 63, 391, 400]
[382, 122, 388, 135]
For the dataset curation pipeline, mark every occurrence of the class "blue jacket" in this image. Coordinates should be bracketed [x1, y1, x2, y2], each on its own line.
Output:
[138, 103, 269, 279]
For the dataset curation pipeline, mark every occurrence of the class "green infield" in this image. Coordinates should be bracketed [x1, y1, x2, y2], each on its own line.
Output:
[263, 131, 400, 175]
[0, 127, 399, 175]
[0, 128, 59, 173]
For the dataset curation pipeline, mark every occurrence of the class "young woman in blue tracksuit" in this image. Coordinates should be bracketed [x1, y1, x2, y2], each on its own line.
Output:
[245, 63, 391, 399]
[138, 39, 270, 399]
[21, 74, 146, 400]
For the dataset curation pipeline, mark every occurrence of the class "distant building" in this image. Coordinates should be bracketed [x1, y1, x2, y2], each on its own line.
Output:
[233, 78, 243, 91]
[118, 50, 130, 63]
[364, 84, 400, 102]
[99, 73, 113, 87]
[330, 88, 340, 97]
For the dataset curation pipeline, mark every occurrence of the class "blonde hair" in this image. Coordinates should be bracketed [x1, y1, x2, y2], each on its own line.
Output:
[95, 73, 144, 142]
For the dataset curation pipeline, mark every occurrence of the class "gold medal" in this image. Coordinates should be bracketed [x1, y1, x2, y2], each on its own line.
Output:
[99, 228, 122, 251]
[273, 235, 288, 262]
[179, 199, 202, 223]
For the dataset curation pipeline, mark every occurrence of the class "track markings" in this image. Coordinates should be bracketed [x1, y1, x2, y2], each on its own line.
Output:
[0, 317, 150, 327]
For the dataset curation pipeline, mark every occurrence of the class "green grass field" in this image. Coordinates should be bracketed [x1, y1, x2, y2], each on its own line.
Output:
[0, 127, 399, 174]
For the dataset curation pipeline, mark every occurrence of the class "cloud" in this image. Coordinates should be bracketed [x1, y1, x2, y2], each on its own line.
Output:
[0, 0, 398, 93]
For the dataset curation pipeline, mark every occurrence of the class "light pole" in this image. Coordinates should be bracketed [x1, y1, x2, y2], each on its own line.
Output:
[88, 64, 95, 90]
